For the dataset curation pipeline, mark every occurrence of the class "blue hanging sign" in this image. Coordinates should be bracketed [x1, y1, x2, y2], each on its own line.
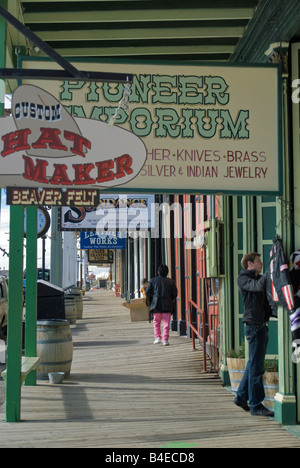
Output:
[80, 231, 126, 250]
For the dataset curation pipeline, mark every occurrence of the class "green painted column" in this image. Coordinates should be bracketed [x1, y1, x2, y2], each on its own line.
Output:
[220, 196, 232, 386]
[273, 75, 296, 424]
[0, 0, 25, 423]
[242, 197, 255, 253]
[25, 207, 38, 386]
[5, 206, 24, 422]
[274, 307, 296, 424]
[291, 44, 300, 424]
[50, 207, 63, 287]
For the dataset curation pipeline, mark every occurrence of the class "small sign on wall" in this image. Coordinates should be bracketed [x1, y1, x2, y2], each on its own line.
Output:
[88, 249, 114, 264]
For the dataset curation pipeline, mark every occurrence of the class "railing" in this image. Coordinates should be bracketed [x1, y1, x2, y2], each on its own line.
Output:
[188, 299, 207, 371]
[188, 282, 220, 373]
[207, 293, 220, 372]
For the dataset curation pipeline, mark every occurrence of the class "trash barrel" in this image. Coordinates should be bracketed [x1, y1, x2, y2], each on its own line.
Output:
[69, 287, 83, 320]
[64, 294, 77, 325]
[37, 280, 65, 320]
[36, 320, 73, 380]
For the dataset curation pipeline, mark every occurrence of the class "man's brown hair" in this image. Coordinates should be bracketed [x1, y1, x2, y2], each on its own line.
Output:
[241, 252, 261, 270]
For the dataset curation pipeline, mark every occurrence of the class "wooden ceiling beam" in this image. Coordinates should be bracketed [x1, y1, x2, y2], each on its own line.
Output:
[32, 43, 235, 57]
[36, 26, 245, 42]
[24, 8, 255, 24]
[21, 0, 148, 2]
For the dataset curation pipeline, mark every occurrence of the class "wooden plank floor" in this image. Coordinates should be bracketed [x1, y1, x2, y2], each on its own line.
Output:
[0, 289, 300, 448]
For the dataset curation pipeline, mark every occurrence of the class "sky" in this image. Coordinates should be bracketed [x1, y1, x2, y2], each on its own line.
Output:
[0, 189, 51, 272]
[0, 190, 9, 271]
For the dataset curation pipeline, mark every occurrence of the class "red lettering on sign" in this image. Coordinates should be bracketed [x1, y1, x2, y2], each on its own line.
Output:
[96, 160, 115, 183]
[1, 128, 91, 157]
[31, 128, 68, 151]
[49, 164, 72, 185]
[21, 154, 134, 186]
[64, 131, 91, 157]
[73, 163, 95, 185]
[115, 154, 133, 179]
[23, 155, 49, 184]
[2, 129, 31, 157]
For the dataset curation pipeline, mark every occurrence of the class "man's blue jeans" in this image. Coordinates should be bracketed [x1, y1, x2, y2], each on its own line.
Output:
[236, 324, 268, 411]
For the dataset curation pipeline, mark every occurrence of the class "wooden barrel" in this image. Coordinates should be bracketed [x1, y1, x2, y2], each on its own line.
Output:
[69, 288, 83, 320]
[36, 320, 73, 380]
[227, 358, 245, 393]
[64, 295, 77, 325]
[263, 372, 279, 411]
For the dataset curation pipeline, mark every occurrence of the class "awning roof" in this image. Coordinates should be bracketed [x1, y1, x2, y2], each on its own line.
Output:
[19, 0, 260, 62]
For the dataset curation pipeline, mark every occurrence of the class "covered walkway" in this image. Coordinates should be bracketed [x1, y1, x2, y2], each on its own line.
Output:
[0, 290, 299, 448]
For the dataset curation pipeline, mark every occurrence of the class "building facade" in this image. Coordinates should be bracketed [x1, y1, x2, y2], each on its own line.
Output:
[1, 0, 300, 425]
[119, 41, 300, 424]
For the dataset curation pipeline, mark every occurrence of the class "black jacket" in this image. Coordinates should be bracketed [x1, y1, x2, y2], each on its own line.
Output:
[237, 269, 272, 325]
[266, 236, 295, 314]
[265, 236, 300, 341]
[146, 275, 178, 314]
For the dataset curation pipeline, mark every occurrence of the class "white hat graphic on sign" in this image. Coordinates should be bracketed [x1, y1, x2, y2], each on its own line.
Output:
[12, 85, 85, 159]
[0, 85, 147, 189]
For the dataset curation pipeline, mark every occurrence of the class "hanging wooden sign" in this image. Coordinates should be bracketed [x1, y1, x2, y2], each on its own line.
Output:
[0, 84, 147, 193]
[6, 187, 100, 206]
[88, 249, 114, 264]
[18, 59, 283, 196]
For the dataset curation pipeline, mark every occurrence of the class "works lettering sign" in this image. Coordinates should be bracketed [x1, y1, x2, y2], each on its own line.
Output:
[80, 232, 126, 250]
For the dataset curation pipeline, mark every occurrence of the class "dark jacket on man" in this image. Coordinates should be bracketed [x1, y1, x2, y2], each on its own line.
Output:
[237, 270, 272, 325]
[266, 235, 295, 314]
[146, 275, 178, 314]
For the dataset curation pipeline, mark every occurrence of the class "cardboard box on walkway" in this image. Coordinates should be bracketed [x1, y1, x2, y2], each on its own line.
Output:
[123, 298, 149, 322]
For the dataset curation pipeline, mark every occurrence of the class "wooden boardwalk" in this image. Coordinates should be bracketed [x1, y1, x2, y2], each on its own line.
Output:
[0, 289, 300, 448]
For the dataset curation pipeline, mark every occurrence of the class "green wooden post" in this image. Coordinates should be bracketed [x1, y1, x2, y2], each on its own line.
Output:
[0, 0, 24, 424]
[219, 196, 232, 386]
[5, 205, 24, 422]
[25, 206, 38, 386]
[50, 207, 63, 287]
[0, 0, 6, 261]
[273, 75, 296, 424]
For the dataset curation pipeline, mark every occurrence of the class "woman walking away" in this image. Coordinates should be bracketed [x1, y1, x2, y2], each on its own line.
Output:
[146, 265, 178, 346]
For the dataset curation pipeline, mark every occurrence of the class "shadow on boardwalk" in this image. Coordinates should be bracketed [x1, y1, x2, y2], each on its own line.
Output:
[0, 289, 299, 448]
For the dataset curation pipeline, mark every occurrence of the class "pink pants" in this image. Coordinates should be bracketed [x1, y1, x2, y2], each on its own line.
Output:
[153, 313, 171, 341]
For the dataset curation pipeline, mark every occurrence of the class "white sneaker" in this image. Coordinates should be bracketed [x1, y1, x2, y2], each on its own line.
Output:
[153, 338, 161, 344]
[163, 341, 169, 346]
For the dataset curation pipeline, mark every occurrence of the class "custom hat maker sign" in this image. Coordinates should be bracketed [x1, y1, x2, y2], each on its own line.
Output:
[1, 60, 282, 195]
[0, 84, 147, 192]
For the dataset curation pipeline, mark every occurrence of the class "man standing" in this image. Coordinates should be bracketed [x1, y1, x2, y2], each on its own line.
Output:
[146, 264, 177, 346]
[234, 252, 274, 417]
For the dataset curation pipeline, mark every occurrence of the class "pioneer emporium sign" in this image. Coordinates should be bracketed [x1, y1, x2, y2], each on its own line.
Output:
[1, 60, 282, 195]
[18, 59, 282, 195]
